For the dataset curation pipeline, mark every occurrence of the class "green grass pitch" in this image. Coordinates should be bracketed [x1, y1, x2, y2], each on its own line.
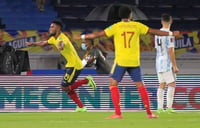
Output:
[0, 111, 199, 128]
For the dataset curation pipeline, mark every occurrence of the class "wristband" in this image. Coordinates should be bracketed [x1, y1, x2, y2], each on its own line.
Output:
[82, 59, 87, 67]
[169, 31, 173, 36]
[81, 34, 86, 40]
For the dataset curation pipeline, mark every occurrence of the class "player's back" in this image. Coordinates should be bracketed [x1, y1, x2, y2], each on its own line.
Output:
[104, 21, 149, 66]
[155, 28, 175, 72]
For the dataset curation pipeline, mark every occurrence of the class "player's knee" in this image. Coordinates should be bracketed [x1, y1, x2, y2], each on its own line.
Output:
[60, 86, 68, 92]
[168, 82, 176, 87]
[61, 80, 70, 88]
[109, 78, 118, 85]
[159, 83, 166, 89]
[135, 81, 145, 88]
[109, 84, 118, 90]
[159, 86, 165, 89]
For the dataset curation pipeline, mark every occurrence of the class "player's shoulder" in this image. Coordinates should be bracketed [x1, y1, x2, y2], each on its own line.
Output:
[126, 21, 148, 30]
[47, 36, 54, 42]
[59, 32, 71, 41]
[160, 28, 171, 32]
[106, 22, 118, 29]
[129, 21, 145, 25]
[59, 32, 68, 38]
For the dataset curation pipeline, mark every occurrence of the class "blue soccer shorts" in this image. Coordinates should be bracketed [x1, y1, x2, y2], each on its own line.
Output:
[61, 67, 81, 87]
[110, 63, 143, 82]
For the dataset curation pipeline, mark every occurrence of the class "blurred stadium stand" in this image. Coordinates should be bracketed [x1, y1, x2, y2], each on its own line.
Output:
[138, 0, 200, 30]
[0, 0, 199, 30]
[53, 0, 200, 30]
[0, 0, 57, 30]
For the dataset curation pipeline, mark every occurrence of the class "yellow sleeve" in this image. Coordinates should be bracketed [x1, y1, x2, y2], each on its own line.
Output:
[104, 24, 116, 37]
[47, 37, 54, 44]
[138, 22, 149, 35]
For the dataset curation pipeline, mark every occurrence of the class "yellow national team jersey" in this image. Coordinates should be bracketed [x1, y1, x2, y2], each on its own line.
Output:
[48, 33, 82, 70]
[104, 21, 149, 67]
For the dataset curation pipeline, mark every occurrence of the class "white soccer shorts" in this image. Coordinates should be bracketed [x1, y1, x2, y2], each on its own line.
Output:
[157, 70, 176, 84]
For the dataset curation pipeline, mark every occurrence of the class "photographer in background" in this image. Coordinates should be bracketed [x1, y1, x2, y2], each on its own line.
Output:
[81, 30, 111, 74]
[0, 21, 30, 74]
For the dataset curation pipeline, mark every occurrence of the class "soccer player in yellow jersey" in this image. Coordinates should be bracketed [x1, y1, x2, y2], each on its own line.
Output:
[26, 20, 96, 112]
[74, 6, 180, 118]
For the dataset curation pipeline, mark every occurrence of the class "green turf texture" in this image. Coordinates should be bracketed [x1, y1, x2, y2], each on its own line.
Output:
[0, 112, 199, 128]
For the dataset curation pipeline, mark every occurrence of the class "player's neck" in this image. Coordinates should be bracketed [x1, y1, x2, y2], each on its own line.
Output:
[162, 24, 171, 29]
[121, 19, 130, 22]
[54, 31, 62, 39]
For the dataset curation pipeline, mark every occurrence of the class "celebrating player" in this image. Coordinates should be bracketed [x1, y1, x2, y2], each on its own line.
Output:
[26, 20, 96, 112]
[74, 6, 180, 119]
[155, 14, 179, 114]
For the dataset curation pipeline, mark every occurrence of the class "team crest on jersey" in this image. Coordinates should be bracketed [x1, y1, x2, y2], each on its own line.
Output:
[108, 25, 112, 29]
[170, 37, 175, 43]
[58, 37, 62, 40]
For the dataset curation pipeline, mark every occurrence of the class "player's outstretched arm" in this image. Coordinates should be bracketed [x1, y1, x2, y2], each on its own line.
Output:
[73, 30, 106, 40]
[26, 40, 48, 47]
[148, 28, 180, 36]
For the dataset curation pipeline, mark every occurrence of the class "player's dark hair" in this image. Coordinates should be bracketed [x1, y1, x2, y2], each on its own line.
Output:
[161, 14, 172, 22]
[119, 6, 132, 19]
[52, 20, 63, 30]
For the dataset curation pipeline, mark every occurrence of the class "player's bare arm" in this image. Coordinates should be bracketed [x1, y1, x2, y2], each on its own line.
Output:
[168, 47, 179, 73]
[26, 40, 48, 47]
[148, 28, 180, 36]
[73, 30, 106, 40]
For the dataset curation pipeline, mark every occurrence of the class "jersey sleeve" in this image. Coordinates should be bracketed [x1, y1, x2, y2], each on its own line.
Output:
[167, 36, 175, 48]
[47, 37, 54, 45]
[104, 24, 116, 37]
[138, 22, 149, 35]
[154, 35, 158, 48]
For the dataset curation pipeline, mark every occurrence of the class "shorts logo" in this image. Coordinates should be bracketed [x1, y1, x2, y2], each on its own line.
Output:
[64, 74, 70, 80]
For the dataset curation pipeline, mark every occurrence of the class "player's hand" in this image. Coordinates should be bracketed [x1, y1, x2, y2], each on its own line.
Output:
[73, 34, 81, 40]
[173, 66, 179, 73]
[172, 31, 180, 36]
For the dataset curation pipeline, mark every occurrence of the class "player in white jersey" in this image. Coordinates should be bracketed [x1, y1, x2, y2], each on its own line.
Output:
[155, 14, 179, 114]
